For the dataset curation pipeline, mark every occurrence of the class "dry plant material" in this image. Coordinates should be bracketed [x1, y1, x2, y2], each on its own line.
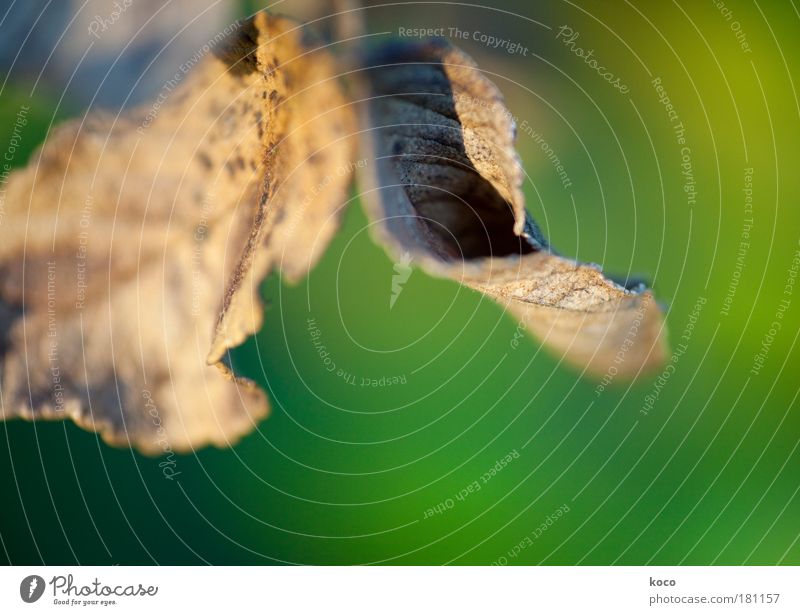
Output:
[358, 39, 667, 377]
[0, 13, 356, 453]
[0, 12, 666, 454]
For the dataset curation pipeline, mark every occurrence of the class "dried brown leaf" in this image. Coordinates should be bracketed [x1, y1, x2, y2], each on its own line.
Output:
[358, 39, 667, 377]
[0, 13, 356, 453]
[0, 16, 667, 456]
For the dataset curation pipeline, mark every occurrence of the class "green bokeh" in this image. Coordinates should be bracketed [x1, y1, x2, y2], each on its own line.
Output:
[1, 0, 798, 565]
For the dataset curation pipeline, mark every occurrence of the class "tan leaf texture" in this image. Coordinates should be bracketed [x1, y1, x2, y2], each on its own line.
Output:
[358, 39, 667, 377]
[0, 13, 356, 453]
[1, 13, 667, 454]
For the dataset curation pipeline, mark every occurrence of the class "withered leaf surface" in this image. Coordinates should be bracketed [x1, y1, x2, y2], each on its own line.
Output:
[0, 13, 356, 453]
[358, 39, 667, 377]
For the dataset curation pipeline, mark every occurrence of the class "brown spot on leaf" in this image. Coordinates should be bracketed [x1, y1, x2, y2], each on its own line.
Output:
[197, 151, 213, 170]
[212, 16, 260, 76]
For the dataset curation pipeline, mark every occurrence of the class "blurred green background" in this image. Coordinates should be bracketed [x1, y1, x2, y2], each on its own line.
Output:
[1, 0, 798, 564]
